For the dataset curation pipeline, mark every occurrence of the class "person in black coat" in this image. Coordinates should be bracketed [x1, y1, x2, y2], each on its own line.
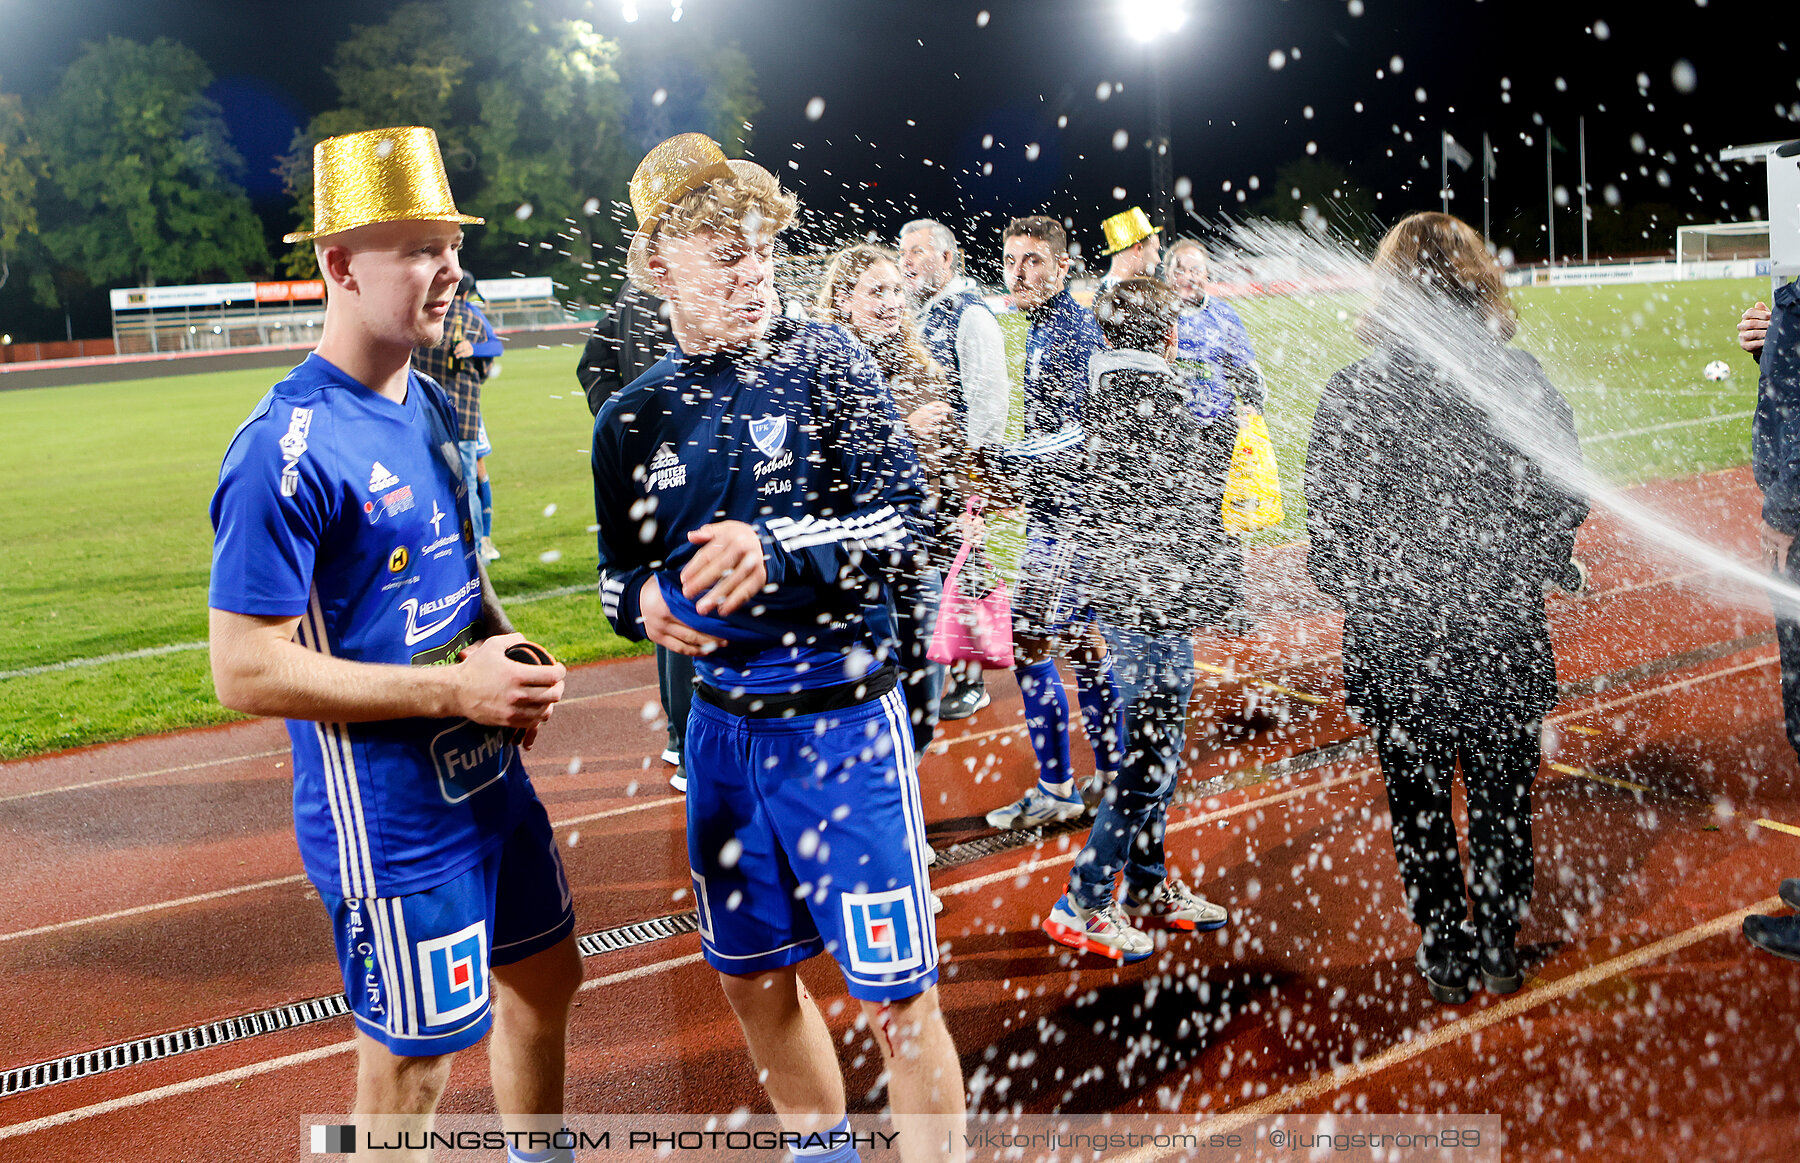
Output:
[578, 280, 673, 416]
[576, 280, 692, 790]
[1305, 211, 1590, 1004]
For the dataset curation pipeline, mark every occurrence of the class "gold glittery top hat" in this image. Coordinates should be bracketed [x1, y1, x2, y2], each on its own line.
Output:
[1099, 206, 1159, 256]
[625, 133, 754, 290]
[282, 126, 484, 244]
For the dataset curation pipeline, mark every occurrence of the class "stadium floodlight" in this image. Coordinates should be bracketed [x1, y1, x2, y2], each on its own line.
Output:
[1119, 0, 1187, 43]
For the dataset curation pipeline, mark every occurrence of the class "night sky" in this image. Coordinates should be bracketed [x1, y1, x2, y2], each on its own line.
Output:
[1, 0, 1793, 271]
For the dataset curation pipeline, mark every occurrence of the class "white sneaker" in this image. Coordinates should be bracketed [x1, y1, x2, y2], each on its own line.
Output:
[922, 841, 939, 867]
[984, 785, 1087, 830]
[1041, 893, 1153, 962]
[660, 748, 681, 766]
[668, 764, 687, 794]
[1123, 879, 1229, 932]
[479, 537, 502, 562]
[930, 891, 944, 916]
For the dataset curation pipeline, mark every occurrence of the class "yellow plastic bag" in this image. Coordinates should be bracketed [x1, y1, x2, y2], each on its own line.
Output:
[1221, 412, 1284, 533]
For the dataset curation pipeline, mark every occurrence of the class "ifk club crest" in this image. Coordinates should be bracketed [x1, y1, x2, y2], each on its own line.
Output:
[749, 413, 789, 458]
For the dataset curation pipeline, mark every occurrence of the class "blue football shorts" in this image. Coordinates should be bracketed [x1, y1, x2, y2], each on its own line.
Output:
[319, 795, 575, 1057]
[685, 685, 939, 1002]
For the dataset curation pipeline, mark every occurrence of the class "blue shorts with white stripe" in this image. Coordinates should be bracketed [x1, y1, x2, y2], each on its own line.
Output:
[319, 797, 574, 1057]
[685, 686, 939, 1002]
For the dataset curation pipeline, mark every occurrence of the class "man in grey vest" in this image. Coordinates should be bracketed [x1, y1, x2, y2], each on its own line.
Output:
[900, 217, 1009, 719]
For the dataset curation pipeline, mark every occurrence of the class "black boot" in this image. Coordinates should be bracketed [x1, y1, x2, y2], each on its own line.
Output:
[1414, 924, 1478, 1005]
[1479, 941, 1524, 994]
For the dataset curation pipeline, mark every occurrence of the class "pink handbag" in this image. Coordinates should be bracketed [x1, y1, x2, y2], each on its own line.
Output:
[928, 498, 1016, 669]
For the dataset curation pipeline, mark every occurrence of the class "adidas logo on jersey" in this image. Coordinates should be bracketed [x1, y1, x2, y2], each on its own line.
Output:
[645, 442, 687, 492]
[369, 462, 400, 492]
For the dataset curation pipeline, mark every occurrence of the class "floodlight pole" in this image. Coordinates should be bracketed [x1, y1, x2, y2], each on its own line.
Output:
[1546, 133, 1556, 266]
[1580, 116, 1590, 263]
[1150, 51, 1173, 234]
[1482, 132, 1493, 248]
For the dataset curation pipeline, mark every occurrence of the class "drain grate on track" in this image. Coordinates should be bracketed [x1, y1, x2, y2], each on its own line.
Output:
[2, 912, 705, 1100]
[0, 994, 351, 1099]
[576, 911, 699, 956]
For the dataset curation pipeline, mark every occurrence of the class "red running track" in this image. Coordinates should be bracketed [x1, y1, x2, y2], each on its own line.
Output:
[2, 467, 1799, 1160]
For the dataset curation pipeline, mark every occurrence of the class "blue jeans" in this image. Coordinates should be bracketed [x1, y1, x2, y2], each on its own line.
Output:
[456, 438, 488, 542]
[1068, 624, 1195, 912]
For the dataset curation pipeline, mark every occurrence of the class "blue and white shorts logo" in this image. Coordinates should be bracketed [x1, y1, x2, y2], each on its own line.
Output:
[418, 921, 489, 1026]
[749, 413, 789, 458]
[842, 889, 922, 976]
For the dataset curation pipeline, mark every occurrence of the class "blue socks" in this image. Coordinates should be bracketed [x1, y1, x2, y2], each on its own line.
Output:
[792, 1116, 861, 1162]
[1072, 652, 1126, 778]
[1017, 658, 1075, 798]
[477, 474, 493, 539]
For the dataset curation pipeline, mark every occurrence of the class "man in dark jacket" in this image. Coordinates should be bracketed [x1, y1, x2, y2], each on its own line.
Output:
[1737, 279, 1800, 961]
[1041, 277, 1235, 962]
[578, 280, 673, 416]
[576, 279, 690, 790]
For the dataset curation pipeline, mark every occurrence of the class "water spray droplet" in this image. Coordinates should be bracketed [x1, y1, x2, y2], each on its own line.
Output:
[1268, 50, 1286, 71]
[515, 203, 534, 221]
[1671, 60, 1697, 93]
[539, 549, 562, 563]
[1112, 186, 1127, 200]
[652, 87, 668, 107]
[1112, 129, 1129, 151]
[805, 97, 825, 121]
[543, 503, 558, 517]
[1024, 143, 1041, 161]
[976, 9, 990, 27]
[1097, 81, 1113, 101]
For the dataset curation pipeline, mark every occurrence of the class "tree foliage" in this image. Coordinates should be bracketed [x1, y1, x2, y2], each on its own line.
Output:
[0, 80, 42, 292]
[30, 37, 267, 305]
[281, 1, 760, 301]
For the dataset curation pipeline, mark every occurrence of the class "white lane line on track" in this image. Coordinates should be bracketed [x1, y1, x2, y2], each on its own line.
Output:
[935, 768, 1371, 899]
[0, 1040, 358, 1142]
[6, 647, 1775, 945]
[0, 748, 289, 805]
[1119, 896, 1783, 1158]
[1546, 652, 1777, 725]
[0, 875, 308, 944]
[0, 953, 718, 1143]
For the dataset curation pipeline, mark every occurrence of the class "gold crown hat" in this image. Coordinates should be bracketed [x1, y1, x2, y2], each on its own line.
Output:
[624, 132, 758, 291]
[282, 126, 484, 244]
[1099, 206, 1159, 256]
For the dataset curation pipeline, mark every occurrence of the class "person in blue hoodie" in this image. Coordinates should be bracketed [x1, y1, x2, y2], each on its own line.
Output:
[589, 134, 965, 1160]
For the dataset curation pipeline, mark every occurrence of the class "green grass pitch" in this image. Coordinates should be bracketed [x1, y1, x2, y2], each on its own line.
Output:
[0, 277, 1767, 758]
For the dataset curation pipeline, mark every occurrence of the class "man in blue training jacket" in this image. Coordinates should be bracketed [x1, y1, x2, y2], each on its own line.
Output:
[590, 133, 965, 1161]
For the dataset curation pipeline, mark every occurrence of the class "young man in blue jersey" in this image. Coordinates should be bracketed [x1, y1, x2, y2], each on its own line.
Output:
[979, 216, 1129, 832]
[208, 128, 581, 1163]
[591, 134, 965, 1162]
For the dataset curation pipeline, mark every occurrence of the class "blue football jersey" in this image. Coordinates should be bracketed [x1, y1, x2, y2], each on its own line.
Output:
[591, 319, 929, 694]
[209, 354, 531, 898]
[1175, 299, 1259, 423]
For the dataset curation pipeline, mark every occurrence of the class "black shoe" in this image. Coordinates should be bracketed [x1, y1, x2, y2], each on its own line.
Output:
[938, 678, 991, 721]
[1745, 913, 1800, 962]
[1479, 943, 1525, 994]
[1415, 929, 1477, 1005]
[1779, 878, 1800, 910]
